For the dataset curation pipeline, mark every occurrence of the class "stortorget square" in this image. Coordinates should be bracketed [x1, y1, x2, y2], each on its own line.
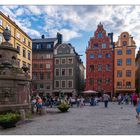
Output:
[0, 5, 140, 135]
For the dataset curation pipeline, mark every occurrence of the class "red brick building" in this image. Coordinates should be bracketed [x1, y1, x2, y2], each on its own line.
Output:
[86, 23, 114, 97]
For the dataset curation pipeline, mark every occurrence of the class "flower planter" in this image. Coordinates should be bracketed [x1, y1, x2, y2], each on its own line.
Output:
[57, 102, 70, 112]
[0, 113, 20, 129]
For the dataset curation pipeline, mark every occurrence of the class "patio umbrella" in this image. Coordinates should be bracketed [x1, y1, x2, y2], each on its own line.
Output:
[81, 90, 98, 94]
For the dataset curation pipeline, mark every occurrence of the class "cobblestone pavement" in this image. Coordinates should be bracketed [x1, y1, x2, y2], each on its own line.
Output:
[0, 102, 140, 135]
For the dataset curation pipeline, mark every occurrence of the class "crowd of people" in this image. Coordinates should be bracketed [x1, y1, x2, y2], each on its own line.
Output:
[31, 92, 140, 122]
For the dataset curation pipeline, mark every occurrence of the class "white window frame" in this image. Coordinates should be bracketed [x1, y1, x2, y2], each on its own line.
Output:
[67, 57, 73, 64]
[46, 64, 50, 69]
[6, 24, 10, 30]
[46, 54, 51, 59]
[0, 33, 3, 44]
[16, 32, 20, 39]
[55, 58, 60, 65]
[55, 68, 60, 76]
[61, 68, 66, 76]
[55, 80, 60, 88]
[67, 68, 73, 76]
[0, 18, 3, 26]
[61, 80, 66, 88]
[61, 58, 66, 64]
[67, 80, 73, 88]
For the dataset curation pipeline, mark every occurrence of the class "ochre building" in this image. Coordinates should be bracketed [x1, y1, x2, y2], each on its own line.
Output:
[114, 32, 136, 95]
[0, 11, 32, 78]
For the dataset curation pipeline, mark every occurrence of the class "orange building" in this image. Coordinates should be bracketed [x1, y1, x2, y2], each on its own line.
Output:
[114, 32, 136, 95]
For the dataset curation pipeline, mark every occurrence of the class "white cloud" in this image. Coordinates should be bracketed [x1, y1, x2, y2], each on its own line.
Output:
[27, 6, 41, 15]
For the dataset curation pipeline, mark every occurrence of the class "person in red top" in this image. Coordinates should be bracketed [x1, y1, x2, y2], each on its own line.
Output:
[36, 96, 43, 115]
[132, 93, 138, 106]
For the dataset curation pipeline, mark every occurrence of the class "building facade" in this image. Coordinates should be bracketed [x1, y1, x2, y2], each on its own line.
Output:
[53, 43, 85, 96]
[0, 11, 32, 78]
[114, 32, 136, 95]
[136, 48, 140, 93]
[86, 23, 114, 97]
[32, 33, 62, 96]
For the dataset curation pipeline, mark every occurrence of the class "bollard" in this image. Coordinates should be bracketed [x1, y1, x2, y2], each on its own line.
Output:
[19, 109, 26, 121]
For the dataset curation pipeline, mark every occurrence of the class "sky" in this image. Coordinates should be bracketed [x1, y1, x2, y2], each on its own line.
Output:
[0, 5, 140, 67]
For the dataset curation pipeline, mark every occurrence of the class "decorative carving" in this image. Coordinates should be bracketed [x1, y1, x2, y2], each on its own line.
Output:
[3, 28, 11, 42]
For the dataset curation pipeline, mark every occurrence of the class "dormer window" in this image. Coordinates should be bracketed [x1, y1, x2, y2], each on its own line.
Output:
[93, 43, 98, 49]
[123, 34, 127, 38]
[123, 41, 127, 46]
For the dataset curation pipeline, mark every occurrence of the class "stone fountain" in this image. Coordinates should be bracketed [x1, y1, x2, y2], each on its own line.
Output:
[0, 28, 31, 116]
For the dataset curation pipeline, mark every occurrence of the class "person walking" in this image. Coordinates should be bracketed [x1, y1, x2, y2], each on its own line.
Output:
[136, 94, 140, 122]
[103, 93, 110, 108]
[132, 93, 138, 106]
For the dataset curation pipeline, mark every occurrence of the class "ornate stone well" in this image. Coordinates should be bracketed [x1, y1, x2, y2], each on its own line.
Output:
[0, 28, 31, 115]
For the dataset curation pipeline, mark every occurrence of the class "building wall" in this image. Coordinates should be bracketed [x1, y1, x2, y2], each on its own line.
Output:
[114, 32, 136, 95]
[136, 50, 140, 92]
[0, 11, 32, 78]
[86, 23, 114, 97]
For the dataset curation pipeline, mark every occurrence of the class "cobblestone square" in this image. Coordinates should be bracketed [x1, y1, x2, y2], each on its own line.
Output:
[0, 102, 140, 135]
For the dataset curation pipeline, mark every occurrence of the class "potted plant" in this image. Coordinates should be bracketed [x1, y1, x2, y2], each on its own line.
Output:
[57, 101, 70, 112]
[0, 112, 21, 129]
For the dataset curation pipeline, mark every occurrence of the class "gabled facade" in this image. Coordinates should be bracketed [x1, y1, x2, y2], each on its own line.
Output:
[53, 43, 85, 96]
[114, 32, 136, 95]
[86, 23, 114, 97]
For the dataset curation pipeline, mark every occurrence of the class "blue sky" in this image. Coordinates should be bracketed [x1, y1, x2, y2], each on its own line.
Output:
[0, 5, 140, 66]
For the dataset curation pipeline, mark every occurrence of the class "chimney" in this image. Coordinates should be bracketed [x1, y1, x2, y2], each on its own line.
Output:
[57, 32, 62, 44]
[41, 35, 45, 39]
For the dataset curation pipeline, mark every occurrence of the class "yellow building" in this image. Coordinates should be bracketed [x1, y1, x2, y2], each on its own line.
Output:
[0, 11, 32, 78]
[114, 32, 136, 95]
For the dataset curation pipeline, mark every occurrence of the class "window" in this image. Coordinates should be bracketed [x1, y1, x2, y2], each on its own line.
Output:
[98, 64, 102, 71]
[123, 34, 127, 38]
[28, 41, 30, 47]
[89, 53, 94, 59]
[126, 70, 131, 77]
[46, 64, 50, 69]
[28, 63, 31, 73]
[98, 54, 102, 58]
[55, 80, 60, 88]
[68, 68, 73, 76]
[22, 61, 26, 67]
[89, 65, 94, 72]
[98, 33, 102, 38]
[0, 19, 2, 26]
[93, 44, 98, 49]
[33, 73, 37, 80]
[28, 51, 31, 60]
[46, 85, 51, 90]
[0, 34, 2, 44]
[117, 81, 122, 88]
[40, 84, 44, 89]
[117, 50, 122, 55]
[106, 53, 110, 58]
[117, 59, 122, 66]
[61, 58, 66, 64]
[22, 37, 26, 43]
[23, 48, 26, 58]
[126, 58, 131, 65]
[126, 81, 131, 88]
[102, 43, 106, 48]
[67, 80, 73, 88]
[16, 44, 20, 54]
[46, 54, 51, 59]
[33, 84, 37, 90]
[17, 59, 20, 68]
[89, 78, 94, 86]
[126, 50, 131, 54]
[123, 41, 127, 46]
[16, 32, 20, 39]
[40, 72, 44, 80]
[55, 59, 60, 64]
[46, 72, 51, 79]
[36, 44, 41, 49]
[90, 54, 94, 59]
[40, 64, 43, 69]
[97, 79, 102, 84]
[106, 64, 110, 71]
[117, 71, 122, 77]
[68, 58, 73, 64]
[61, 68, 66, 76]
[55, 69, 60, 76]
[33, 64, 37, 69]
[106, 79, 110, 85]
[61, 81, 66, 88]
[47, 44, 51, 49]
